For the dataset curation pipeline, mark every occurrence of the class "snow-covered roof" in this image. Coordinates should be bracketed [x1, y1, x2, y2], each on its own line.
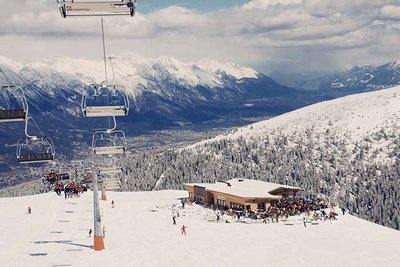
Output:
[186, 178, 302, 199]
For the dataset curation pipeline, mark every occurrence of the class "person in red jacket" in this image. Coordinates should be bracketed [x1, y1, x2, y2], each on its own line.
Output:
[181, 225, 187, 235]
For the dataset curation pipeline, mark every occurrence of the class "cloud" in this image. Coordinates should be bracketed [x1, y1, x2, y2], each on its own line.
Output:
[0, 0, 399, 73]
[242, 0, 303, 10]
[379, 5, 400, 20]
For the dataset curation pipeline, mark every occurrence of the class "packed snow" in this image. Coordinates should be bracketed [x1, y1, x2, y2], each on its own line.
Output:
[1, 190, 399, 267]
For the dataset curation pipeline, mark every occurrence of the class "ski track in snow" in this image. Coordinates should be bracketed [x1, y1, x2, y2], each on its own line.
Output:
[0, 191, 399, 267]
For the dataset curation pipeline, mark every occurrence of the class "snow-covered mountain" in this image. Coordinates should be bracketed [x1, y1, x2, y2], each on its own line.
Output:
[326, 60, 400, 93]
[283, 60, 400, 94]
[0, 54, 315, 168]
[192, 85, 400, 155]
[29, 53, 260, 97]
[0, 53, 301, 115]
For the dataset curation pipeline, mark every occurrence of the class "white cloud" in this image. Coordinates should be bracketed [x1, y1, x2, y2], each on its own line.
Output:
[242, 0, 302, 9]
[0, 0, 399, 73]
[379, 5, 400, 20]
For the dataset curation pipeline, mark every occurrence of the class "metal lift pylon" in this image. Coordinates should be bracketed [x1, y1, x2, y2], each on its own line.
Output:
[92, 170, 105, 251]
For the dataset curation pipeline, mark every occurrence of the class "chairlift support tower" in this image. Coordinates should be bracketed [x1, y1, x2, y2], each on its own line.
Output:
[92, 169, 105, 250]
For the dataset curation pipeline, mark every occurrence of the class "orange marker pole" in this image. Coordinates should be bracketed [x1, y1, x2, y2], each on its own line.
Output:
[101, 183, 107, 201]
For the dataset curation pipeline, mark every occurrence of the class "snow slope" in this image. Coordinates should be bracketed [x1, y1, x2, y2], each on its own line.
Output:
[191, 85, 400, 163]
[1, 191, 399, 267]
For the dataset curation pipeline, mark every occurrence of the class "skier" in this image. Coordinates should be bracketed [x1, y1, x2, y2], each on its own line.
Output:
[303, 217, 307, 227]
[181, 199, 185, 209]
[341, 207, 346, 215]
[88, 228, 92, 237]
[102, 226, 106, 238]
[321, 210, 327, 218]
[173, 215, 176, 225]
[64, 185, 68, 199]
[111, 200, 115, 208]
[181, 225, 187, 235]
[28, 206, 31, 214]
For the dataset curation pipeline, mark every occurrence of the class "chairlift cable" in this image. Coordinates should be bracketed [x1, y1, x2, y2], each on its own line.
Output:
[0, 67, 12, 86]
[107, 92, 111, 130]
[101, 18, 108, 84]
[108, 57, 116, 85]
[30, 116, 46, 137]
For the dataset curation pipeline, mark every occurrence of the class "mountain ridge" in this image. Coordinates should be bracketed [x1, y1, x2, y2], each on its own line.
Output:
[272, 59, 400, 94]
[0, 53, 310, 169]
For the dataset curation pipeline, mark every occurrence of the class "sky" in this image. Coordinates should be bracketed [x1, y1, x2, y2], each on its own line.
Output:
[139, 0, 249, 13]
[0, 0, 399, 74]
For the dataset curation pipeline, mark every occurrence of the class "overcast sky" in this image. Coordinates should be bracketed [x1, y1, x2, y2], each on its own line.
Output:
[0, 0, 399, 74]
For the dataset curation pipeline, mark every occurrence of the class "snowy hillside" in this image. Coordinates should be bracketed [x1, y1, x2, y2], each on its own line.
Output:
[194, 85, 400, 164]
[108, 86, 400, 230]
[1, 190, 399, 267]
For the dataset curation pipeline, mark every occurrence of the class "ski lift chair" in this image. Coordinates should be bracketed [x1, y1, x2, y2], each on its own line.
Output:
[17, 136, 55, 164]
[102, 178, 121, 191]
[42, 171, 58, 185]
[82, 84, 129, 118]
[92, 129, 127, 155]
[16, 116, 55, 164]
[54, 163, 72, 181]
[83, 173, 93, 184]
[98, 166, 123, 175]
[99, 169, 122, 190]
[57, 0, 137, 18]
[56, 173, 71, 181]
[0, 86, 28, 122]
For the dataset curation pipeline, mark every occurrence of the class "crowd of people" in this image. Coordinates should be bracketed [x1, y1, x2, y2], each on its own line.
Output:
[267, 197, 329, 218]
[42, 171, 88, 198]
[54, 181, 87, 198]
[210, 196, 340, 223]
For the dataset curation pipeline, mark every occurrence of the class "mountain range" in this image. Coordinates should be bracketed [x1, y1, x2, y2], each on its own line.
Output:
[272, 60, 400, 95]
[1, 54, 400, 171]
[0, 54, 324, 169]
